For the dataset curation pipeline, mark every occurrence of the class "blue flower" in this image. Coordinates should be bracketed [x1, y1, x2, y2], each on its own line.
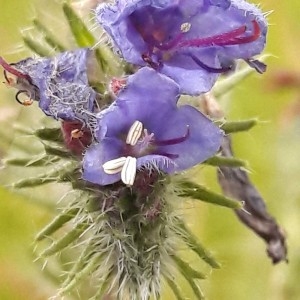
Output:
[96, 0, 268, 95]
[0, 49, 97, 123]
[82, 67, 223, 186]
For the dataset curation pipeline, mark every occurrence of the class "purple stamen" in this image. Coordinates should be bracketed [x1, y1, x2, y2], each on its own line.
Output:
[213, 20, 261, 46]
[189, 53, 233, 73]
[142, 53, 162, 70]
[155, 125, 190, 146]
[176, 24, 247, 48]
[153, 20, 260, 51]
[154, 32, 185, 51]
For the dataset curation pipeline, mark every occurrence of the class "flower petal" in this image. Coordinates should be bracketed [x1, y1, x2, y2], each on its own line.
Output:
[82, 138, 123, 185]
[96, 0, 267, 95]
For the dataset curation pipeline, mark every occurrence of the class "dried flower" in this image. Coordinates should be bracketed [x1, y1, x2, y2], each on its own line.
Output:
[0, 49, 98, 124]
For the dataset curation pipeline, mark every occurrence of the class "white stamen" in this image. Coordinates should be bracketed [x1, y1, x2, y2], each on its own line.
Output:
[121, 156, 137, 186]
[126, 120, 143, 146]
[103, 157, 127, 174]
[181, 22, 191, 33]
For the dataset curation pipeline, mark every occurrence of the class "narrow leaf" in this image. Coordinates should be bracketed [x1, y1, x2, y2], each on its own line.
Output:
[176, 264, 205, 300]
[43, 143, 73, 159]
[204, 155, 247, 168]
[4, 155, 60, 167]
[220, 119, 258, 134]
[40, 222, 90, 257]
[172, 255, 206, 279]
[164, 274, 185, 300]
[22, 35, 52, 57]
[62, 3, 95, 47]
[34, 127, 63, 142]
[175, 219, 220, 269]
[177, 180, 243, 209]
[35, 207, 80, 241]
[59, 253, 103, 295]
[33, 19, 66, 51]
[10, 161, 78, 188]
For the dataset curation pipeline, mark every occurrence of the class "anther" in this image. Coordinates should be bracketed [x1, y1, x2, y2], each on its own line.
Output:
[126, 120, 143, 146]
[181, 22, 191, 33]
[121, 156, 137, 186]
[71, 129, 84, 139]
[103, 157, 127, 175]
[15, 90, 33, 106]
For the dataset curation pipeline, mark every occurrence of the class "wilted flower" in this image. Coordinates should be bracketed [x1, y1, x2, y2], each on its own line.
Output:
[0, 49, 98, 124]
[96, 0, 268, 95]
[83, 67, 223, 185]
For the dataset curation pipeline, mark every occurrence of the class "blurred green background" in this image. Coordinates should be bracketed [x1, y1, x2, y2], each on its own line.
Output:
[0, 1, 299, 299]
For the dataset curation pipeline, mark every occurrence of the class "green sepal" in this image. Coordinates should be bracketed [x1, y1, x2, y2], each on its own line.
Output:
[175, 219, 220, 269]
[43, 143, 73, 159]
[177, 180, 242, 209]
[89, 268, 114, 300]
[95, 48, 110, 74]
[220, 119, 258, 134]
[62, 3, 95, 47]
[62, 238, 96, 288]
[35, 207, 80, 241]
[33, 19, 66, 52]
[171, 255, 206, 279]
[34, 127, 63, 143]
[94, 46, 120, 75]
[59, 252, 104, 295]
[22, 35, 52, 57]
[204, 155, 247, 168]
[10, 161, 78, 188]
[163, 274, 185, 300]
[4, 155, 60, 167]
[175, 262, 205, 300]
[39, 222, 90, 257]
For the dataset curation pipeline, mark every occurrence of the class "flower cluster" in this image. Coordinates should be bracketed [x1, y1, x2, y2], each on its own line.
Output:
[0, 1, 268, 298]
[97, 0, 267, 95]
[0, 0, 267, 188]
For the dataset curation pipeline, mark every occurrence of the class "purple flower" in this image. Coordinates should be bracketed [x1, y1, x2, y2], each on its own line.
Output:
[96, 0, 267, 95]
[82, 68, 223, 186]
[0, 49, 97, 123]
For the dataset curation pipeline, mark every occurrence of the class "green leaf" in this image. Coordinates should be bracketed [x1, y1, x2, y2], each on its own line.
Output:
[43, 143, 73, 159]
[35, 207, 80, 241]
[33, 19, 66, 51]
[204, 155, 247, 167]
[4, 155, 60, 167]
[177, 266, 205, 300]
[59, 252, 103, 295]
[219, 119, 258, 134]
[10, 161, 78, 188]
[164, 274, 185, 300]
[62, 238, 96, 288]
[39, 222, 90, 257]
[62, 3, 95, 47]
[172, 255, 206, 279]
[22, 35, 52, 57]
[34, 127, 63, 142]
[177, 180, 243, 209]
[175, 219, 220, 269]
